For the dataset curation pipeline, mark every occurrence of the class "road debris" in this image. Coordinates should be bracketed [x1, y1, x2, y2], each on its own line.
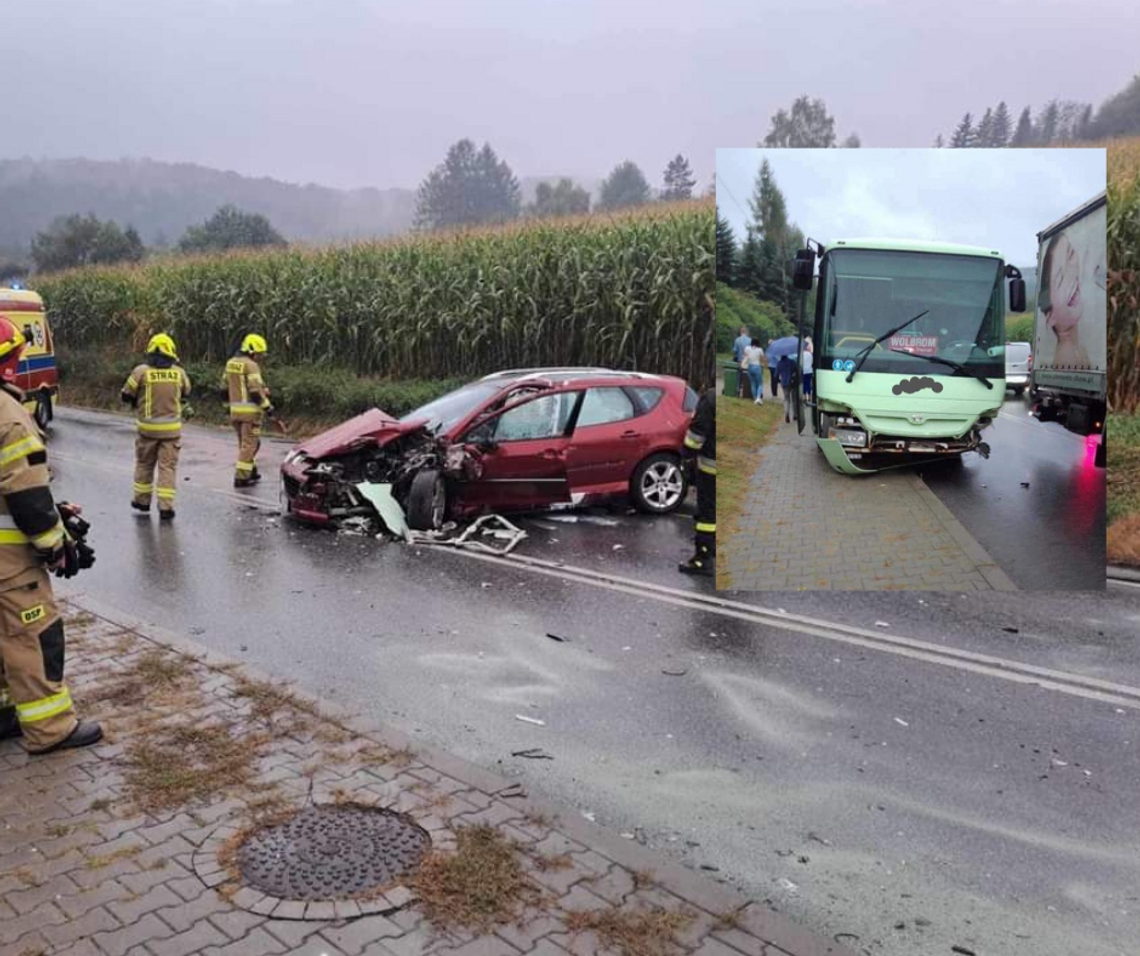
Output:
[662, 668, 688, 677]
[1001, 626, 1020, 633]
[894, 717, 909, 727]
[776, 878, 798, 893]
[511, 748, 554, 760]
[355, 481, 410, 540]
[410, 513, 528, 555]
[875, 621, 891, 628]
[514, 714, 546, 727]
[807, 832, 833, 846]
[546, 632, 569, 642]
[951, 946, 977, 956]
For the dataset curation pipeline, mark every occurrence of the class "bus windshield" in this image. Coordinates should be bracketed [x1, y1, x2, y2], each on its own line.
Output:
[818, 249, 1005, 378]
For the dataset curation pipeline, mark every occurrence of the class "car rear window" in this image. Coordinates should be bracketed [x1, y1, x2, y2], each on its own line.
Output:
[1006, 343, 1031, 362]
[628, 386, 664, 413]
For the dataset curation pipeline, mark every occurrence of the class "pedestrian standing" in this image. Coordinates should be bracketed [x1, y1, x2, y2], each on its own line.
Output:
[226, 334, 272, 487]
[732, 327, 750, 397]
[778, 353, 796, 424]
[802, 338, 814, 399]
[768, 339, 779, 398]
[0, 318, 101, 755]
[743, 338, 765, 405]
[121, 334, 191, 520]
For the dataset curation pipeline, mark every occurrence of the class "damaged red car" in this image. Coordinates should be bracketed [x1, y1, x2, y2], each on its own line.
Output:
[281, 368, 698, 530]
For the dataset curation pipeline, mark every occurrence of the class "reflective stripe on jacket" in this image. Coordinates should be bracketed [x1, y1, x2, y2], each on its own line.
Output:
[684, 388, 715, 473]
[123, 363, 191, 438]
[0, 384, 64, 578]
[225, 356, 270, 421]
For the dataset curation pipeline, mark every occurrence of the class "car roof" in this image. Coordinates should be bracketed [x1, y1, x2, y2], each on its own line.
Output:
[480, 367, 679, 386]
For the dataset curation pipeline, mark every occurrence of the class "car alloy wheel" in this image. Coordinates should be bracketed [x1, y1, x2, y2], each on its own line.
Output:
[639, 459, 685, 511]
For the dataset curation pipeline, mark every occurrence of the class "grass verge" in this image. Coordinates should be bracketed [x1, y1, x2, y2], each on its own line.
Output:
[1108, 412, 1140, 566]
[715, 391, 781, 588]
[55, 344, 463, 439]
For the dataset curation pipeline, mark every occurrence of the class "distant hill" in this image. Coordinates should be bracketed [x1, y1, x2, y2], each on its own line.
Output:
[0, 157, 603, 256]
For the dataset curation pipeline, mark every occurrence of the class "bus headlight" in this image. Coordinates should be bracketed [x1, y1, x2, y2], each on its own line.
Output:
[829, 427, 867, 447]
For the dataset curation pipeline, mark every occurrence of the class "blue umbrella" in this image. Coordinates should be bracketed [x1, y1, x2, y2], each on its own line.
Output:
[766, 336, 801, 361]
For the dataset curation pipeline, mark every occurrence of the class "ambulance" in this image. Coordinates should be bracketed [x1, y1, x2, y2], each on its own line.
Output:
[0, 285, 58, 430]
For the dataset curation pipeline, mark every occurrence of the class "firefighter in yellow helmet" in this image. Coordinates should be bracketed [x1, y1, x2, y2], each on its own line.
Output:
[0, 317, 102, 754]
[226, 333, 272, 487]
[678, 386, 715, 577]
[121, 334, 192, 520]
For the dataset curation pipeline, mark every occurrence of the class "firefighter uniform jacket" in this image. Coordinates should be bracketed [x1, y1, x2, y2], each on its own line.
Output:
[0, 383, 65, 574]
[684, 388, 715, 476]
[225, 355, 270, 422]
[122, 359, 191, 439]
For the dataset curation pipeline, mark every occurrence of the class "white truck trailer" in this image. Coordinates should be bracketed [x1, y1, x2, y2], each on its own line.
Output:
[1029, 191, 1107, 467]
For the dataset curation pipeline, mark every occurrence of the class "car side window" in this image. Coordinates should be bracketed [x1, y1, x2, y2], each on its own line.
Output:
[577, 387, 636, 428]
[492, 392, 577, 441]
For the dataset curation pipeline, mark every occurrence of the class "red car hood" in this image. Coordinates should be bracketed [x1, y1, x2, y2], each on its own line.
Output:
[297, 408, 429, 459]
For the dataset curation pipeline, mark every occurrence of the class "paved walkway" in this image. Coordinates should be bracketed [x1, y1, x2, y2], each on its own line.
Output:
[721, 412, 1017, 592]
[0, 599, 852, 956]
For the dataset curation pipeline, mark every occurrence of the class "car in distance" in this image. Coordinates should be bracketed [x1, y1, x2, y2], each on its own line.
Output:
[1005, 341, 1031, 396]
[281, 368, 698, 530]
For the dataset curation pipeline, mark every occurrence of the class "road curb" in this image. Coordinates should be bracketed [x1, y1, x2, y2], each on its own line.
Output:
[907, 474, 1019, 591]
[62, 590, 856, 956]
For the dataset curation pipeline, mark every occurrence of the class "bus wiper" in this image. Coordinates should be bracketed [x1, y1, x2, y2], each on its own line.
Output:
[888, 349, 993, 389]
[845, 309, 929, 383]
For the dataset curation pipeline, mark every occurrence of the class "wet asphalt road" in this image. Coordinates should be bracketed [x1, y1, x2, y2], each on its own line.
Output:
[51, 406, 1139, 956]
[919, 391, 1106, 591]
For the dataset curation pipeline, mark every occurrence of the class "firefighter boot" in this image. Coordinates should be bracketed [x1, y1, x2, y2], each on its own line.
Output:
[0, 707, 22, 740]
[678, 543, 715, 577]
[29, 719, 103, 756]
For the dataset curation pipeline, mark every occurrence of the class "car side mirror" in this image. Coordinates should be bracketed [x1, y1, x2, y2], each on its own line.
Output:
[1008, 278, 1026, 313]
[792, 249, 815, 291]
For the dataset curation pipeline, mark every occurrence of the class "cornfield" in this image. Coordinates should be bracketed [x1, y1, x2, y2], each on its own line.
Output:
[1108, 137, 1140, 413]
[32, 202, 714, 388]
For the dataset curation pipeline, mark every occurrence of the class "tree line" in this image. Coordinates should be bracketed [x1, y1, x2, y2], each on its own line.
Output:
[938, 74, 1140, 147]
[411, 140, 700, 230]
[9, 144, 703, 277]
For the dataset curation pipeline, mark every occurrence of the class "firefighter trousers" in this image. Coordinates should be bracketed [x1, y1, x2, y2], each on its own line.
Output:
[232, 419, 263, 479]
[0, 566, 77, 752]
[694, 466, 715, 557]
[133, 436, 181, 512]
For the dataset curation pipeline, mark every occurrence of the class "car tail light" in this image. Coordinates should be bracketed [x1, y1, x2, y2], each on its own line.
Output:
[1027, 354, 1032, 370]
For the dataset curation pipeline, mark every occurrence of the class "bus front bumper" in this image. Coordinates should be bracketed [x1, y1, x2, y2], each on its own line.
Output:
[817, 432, 987, 475]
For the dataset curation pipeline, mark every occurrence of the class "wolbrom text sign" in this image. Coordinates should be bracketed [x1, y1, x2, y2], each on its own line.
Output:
[889, 334, 938, 356]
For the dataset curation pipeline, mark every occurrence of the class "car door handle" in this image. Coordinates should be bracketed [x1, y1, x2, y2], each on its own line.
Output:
[620, 430, 641, 439]
[540, 448, 564, 459]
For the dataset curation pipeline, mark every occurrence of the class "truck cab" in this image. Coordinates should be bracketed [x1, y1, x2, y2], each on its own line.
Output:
[792, 239, 1026, 474]
[0, 286, 58, 430]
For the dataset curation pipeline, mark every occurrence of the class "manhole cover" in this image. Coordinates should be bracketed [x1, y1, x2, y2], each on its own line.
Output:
[237, 804, 430, 900]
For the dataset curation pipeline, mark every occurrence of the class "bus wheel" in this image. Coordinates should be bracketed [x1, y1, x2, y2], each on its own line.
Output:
[33, 393, 52, 431]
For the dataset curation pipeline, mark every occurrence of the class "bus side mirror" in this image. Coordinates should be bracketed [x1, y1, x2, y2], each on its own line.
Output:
[1009, 278, 1026, 313]
[793, 249, 815, 291]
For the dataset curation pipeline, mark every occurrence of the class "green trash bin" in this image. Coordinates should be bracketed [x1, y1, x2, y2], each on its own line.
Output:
[722, 362, 740, 397]
[722, 362, 753, 399]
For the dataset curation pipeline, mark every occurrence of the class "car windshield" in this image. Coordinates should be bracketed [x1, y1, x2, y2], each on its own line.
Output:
[820, 249, 1005, 377]
[400, 380, 502, 433]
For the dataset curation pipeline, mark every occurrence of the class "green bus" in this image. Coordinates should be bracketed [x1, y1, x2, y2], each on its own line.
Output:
[791, 238, 1026, 474]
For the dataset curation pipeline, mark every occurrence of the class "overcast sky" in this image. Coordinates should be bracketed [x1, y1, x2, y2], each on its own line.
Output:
[9, 0, 1137, 191]
[715, 149, 1106, 268]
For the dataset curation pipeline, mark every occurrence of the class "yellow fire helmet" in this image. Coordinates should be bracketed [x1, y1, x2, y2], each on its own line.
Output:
[146, 333, 178, 360]
[241, 333, 268, 355]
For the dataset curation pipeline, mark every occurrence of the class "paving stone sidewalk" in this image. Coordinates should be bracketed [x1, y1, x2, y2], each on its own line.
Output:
[0, 598, 852, 956]
[722, 414, 1017, 591]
